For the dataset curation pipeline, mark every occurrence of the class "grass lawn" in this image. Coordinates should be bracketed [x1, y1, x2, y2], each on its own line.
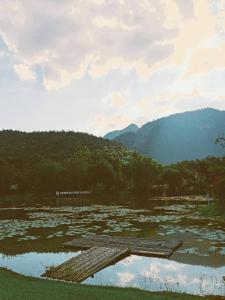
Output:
[0, 268, 222, 300]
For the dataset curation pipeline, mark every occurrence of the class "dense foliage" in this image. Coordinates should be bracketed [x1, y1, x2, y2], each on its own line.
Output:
[0, 130, 224, 203]
[216, 135, 225, 148]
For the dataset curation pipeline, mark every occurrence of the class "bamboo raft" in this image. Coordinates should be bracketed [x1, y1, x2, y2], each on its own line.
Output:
[63, 235, 182, 258]
[43, 246, 129, 283]
[43, 235, 182, 283]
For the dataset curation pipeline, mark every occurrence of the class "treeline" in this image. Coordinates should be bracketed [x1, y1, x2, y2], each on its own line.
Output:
[0, 130, 224, 202]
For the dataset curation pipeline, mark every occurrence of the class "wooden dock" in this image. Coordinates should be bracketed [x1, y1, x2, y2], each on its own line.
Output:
[63, 235, 182, 258]
[43, 246, 129, 283]
[43, 235, 182, 283]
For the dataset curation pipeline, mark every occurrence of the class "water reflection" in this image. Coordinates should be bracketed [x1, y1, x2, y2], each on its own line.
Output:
[0, 197, 224, 296]
[0, 252, 78, 277]
[85, 255, 225, 296]
[0, 252, 224, 296]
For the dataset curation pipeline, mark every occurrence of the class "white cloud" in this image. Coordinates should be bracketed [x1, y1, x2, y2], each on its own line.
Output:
[0, 0, 178, 90]
[90, 113, 133, 135]
[14, 63, 36, 81]
[117, 272, 135, 286]
[93, 16, 136, 31]
[0, 0, 224, 91]
[111, 92, 126, 108]
[0, 0, 225, 135]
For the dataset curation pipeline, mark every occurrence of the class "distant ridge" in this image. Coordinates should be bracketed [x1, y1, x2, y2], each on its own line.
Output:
[104, 108, 225, 164]
[104, 123, 139, 140]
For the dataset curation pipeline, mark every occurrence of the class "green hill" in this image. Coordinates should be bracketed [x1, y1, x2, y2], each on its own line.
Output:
[0, 130, 121, 162]
[110, 108, 225, 164]
[0, 130, 124, 194]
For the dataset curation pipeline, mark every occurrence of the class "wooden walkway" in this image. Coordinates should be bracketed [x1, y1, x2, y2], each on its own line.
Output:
[63, 235, 182, 258]
[43, 246, 129, 283]
[43, 235, 182, 283]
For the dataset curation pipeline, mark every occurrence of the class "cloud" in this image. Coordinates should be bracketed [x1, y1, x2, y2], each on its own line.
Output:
[0, 0, 178, 90]
[14, 63, 36, 81]
[0, 1, 225, 136]
[0, 0, 224, 90]
[184, 43, 225, 77]
[90, 113, 133, 135]
[93, 16, 136, 31]
[139, 0, 225, 78]
[111, 92, 126, 108]
[117, 272, 135, 286]
[120, 255, 142, 266]
[176, 0, 195, 19]
[136, 86, 225, 121]
[102, 91, 127, 108]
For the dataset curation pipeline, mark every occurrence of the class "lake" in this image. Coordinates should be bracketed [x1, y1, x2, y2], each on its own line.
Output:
[0, 196, 224, 296]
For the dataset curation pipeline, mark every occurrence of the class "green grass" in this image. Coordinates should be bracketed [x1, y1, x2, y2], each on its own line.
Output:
[0, 268, 221, 300]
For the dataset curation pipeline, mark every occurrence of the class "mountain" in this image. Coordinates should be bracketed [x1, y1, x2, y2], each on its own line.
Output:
[104, 123, 139, 140]
[106, 108, 225, 164]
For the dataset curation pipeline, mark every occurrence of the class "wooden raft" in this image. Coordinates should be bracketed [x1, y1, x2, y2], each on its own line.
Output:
[63, 235, 182, 258]
[43, 246, 129, 283]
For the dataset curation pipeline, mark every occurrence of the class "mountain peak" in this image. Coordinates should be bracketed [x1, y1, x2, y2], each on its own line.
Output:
[105, 107, 225, 164]
[104, 123, 139, 140]
[125, 123, 139, 130]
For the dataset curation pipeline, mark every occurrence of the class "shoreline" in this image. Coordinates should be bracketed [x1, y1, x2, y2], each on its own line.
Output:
[0, 267, 221, 300]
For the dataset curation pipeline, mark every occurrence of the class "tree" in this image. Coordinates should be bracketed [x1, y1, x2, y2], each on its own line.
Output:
[34, 161, 64, 193]
[163, 167, 183, 194]
[128, 152, 161, 194]
[89, 159, 116, 191]
[214, 178, 225, 204]
[216, 136, 225, 148]
[66, 144, 91, 190]
[0, 159, 11, 193]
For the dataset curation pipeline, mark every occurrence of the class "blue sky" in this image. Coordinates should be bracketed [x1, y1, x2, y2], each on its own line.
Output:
[0, 0, 225, 135]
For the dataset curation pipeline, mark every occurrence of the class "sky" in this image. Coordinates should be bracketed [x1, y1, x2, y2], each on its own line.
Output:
[0, 0, 225, 136]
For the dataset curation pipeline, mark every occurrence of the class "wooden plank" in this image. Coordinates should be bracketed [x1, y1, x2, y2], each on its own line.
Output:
[64, 239, 172, 257]
[43, 246, 129, 283]
[85, 235, 181, 249]
[63, 235, 182, 258]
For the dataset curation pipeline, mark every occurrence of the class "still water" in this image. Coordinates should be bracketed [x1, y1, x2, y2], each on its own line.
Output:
[0, 197, 224, 296]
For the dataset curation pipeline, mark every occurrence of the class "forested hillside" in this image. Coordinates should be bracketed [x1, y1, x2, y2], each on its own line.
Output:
[108, 108, 225, 164]
[0, 130, 120, 161]
[0, 130, 124, 193]
[0, 130, 224, 202]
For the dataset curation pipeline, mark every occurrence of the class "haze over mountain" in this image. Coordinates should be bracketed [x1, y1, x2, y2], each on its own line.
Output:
[104, 124, 139, 140]
[104, 108, 225, 164]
